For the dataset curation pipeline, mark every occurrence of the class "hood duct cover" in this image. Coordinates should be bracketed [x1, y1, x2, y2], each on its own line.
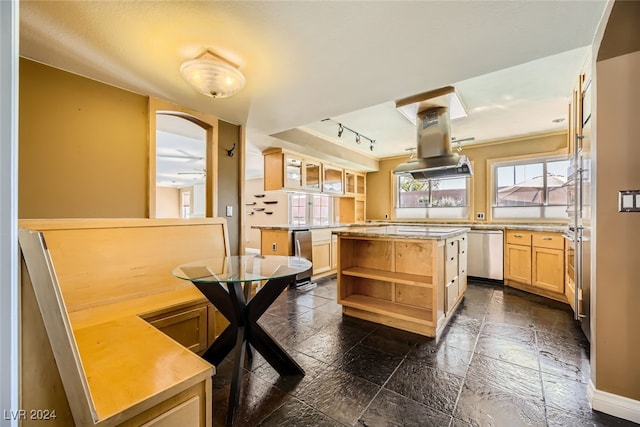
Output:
[393, 103, 472, 180]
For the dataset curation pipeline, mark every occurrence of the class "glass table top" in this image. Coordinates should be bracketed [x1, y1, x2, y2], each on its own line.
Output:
[173, 255, 312, 283]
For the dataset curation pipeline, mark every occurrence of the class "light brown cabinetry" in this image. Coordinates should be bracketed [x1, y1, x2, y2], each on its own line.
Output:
[311, 229, 332, 275]
[505, 230, 565, 300]
[505, 231, 532, 284]
[260, 229, 291, 255]
[145, 305, 208, 354]
[532, 233, 565, 293]
[337, 233, 467, 337]
[445, 235, 467, 312]
[323, 165, 344, 194]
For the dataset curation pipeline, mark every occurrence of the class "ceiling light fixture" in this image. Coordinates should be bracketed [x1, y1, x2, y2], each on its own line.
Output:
[180, 49, 246, 98]
[323, 118, 376, 151]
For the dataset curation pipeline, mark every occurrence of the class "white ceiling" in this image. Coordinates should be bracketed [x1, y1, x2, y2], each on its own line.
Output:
[19, 1, 609, 179]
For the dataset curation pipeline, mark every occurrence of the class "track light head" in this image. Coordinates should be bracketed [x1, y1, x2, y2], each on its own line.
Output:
[337, 124, 344, 137]
[355, 133, 361, 144]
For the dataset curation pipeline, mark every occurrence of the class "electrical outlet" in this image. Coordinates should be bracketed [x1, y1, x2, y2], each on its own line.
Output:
[272, 243, 277, 252]
[476, 212, 485, 220]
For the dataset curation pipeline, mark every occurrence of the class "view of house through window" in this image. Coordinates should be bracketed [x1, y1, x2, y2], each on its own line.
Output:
[495, 159, 569, 206]
[397, 176, 469, 208]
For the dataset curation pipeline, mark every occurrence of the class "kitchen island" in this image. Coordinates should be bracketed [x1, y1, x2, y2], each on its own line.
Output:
[334, 225, 469, 337]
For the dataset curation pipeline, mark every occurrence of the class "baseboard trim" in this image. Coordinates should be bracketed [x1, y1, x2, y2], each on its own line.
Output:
[588, 380, 640, 423]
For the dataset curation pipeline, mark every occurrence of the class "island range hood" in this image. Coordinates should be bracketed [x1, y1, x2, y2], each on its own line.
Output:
[393, 87, 473, 180]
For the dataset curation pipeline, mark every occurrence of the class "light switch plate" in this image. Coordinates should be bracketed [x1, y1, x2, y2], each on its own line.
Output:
[619, 190, 640, 212]
[226, 205, 233, 217]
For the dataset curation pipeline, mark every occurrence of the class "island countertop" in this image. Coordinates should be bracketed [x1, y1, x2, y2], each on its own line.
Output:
[333, 225, 470, 240]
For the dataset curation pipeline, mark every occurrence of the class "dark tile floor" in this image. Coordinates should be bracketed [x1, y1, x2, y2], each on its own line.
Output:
[212, 277, 637, 427]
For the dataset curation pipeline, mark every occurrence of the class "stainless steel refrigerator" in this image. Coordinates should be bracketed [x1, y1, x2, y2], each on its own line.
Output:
[565, 78, 592, 342]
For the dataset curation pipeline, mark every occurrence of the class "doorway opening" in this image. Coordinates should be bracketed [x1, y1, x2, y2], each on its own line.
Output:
[155, 114, 207, 218]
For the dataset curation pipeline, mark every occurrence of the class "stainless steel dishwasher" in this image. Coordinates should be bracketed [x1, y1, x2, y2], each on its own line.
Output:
[291, 230, 316, 291]
[467, 230, 504, 282]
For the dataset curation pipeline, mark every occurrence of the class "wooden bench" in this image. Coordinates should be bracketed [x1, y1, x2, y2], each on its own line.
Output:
[19, 218, 231, 427]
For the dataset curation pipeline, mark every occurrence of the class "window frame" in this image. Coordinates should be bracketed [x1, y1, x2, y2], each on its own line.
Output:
[393, 174, 472, 220]
[489, 153, 569, 221]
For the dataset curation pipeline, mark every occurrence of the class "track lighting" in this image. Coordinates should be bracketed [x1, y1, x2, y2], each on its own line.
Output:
[323, 118, 377, 152]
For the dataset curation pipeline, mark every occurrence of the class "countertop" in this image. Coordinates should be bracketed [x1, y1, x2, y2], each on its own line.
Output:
[252, 222, 567, 233]
[333, 225, 470, 240]
[251, 223, 357, 231]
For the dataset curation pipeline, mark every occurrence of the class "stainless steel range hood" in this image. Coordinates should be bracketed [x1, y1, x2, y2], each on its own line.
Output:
[393, 87, 472, 180]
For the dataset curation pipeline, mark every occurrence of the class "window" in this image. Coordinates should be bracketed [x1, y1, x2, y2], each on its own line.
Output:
[289, 193, 332, 225]
[290, 194, 307, 225]
[398, 176, 468, 207]
[395, 176, 470, 219]
[495, 159, 569, 206]
[492, 156, 569, 220]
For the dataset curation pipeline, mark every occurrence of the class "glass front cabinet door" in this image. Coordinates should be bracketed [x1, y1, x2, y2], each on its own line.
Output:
[285, 155, 303, 189]
[304, 161, 321, 192]
[323, 166, 343, 194]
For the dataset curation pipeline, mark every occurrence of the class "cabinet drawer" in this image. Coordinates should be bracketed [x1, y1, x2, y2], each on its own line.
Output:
[459, 235, 468, 253]
[446, 239, 459, 261]
[148, 306, 208, 354]
[533, 232, 564, 250]
[446, 277, 459, 313]
[311, 228, 332, 242]
[506, 230, 532, 246]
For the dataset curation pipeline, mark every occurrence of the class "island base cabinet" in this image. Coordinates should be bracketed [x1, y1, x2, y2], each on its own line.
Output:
[337, 234, 466, 338]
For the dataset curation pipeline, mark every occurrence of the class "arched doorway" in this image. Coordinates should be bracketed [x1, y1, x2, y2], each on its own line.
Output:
[155, 114, 206, 218]
[148, 97, 219, 219]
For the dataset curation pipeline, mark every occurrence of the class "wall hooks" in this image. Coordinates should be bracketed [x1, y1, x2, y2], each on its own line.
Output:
[227, 143, 236, 157]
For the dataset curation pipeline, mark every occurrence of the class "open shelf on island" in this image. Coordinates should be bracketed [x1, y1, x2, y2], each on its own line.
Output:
[341, 266, 433, 288]
[339, 294, 434, 326]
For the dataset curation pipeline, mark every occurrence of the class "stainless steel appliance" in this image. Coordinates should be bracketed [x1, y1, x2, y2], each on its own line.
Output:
[291, 230, 316, 291]
[564, 78, 592, 342]
[467, 230, 504, 282]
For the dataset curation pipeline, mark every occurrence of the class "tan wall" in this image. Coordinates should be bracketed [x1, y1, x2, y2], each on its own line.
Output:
[243, 178, 289, 252]
[155, 186, 180, 218]
[19, 59, 148, 218]
[367, 132, 568, 221]
[217, 121, 241, 254]
[594, 50, 640, 401]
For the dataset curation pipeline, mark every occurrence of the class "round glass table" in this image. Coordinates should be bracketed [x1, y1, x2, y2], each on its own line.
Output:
[173, 255, 312, 425]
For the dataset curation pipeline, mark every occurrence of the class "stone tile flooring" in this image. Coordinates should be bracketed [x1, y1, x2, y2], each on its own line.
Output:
[212, 277, 637, 426]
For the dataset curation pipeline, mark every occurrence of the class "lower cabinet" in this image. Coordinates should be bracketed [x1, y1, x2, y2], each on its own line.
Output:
[146, 305, 208, 354]
[146, 302, 231, 355]
[311, 229, 332, 275]
[505, 230, 565, 300]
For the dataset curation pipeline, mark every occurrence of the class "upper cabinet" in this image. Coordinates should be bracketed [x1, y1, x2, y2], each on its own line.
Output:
[263, 148, 366, 197]
[304, 160, 321, 192]
[285, 155, 303, 189]
[323, 165, 343, 194]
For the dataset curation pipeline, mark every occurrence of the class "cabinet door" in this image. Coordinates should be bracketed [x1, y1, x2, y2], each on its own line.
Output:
[505, 243, 531, 284]
[304, 161, 321, 191]
[312, 241, 331, 274]
[344, 171, 356, 194]
[532, 247, 564, 293]
[331, 235, 338, 270]
[261, 230, 291, 255]
[284, 155, 303, 189]
[323, 166, 343, 194]
[148, 306, 208, 354]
